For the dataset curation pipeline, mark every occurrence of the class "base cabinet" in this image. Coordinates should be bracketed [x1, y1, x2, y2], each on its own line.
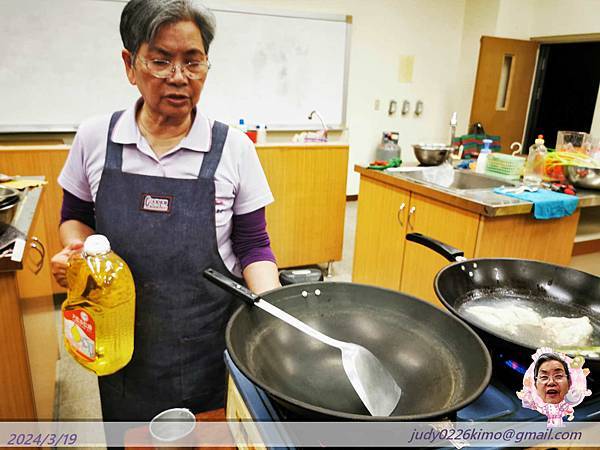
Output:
[353, 171, 579, 306]
[399, 193, 479, 306]
[352, 178, 409, 290]
[225, 376, 267, 450]
[0, 187, 57, 420]
[257, 145, 349, 268]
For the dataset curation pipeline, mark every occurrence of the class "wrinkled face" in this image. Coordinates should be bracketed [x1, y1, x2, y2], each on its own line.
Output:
[536, 360, 570, 404]
[122, 20, 207, 121]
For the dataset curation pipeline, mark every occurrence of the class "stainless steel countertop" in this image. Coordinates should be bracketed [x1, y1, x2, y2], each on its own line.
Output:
[0, 179, 43, 272]
[355, 165, 600, 217]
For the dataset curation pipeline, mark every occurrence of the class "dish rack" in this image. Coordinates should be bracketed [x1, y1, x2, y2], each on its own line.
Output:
[485, 153, 525, 181]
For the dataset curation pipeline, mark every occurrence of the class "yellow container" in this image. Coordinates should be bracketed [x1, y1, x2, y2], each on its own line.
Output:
[62, 235, 135, 376]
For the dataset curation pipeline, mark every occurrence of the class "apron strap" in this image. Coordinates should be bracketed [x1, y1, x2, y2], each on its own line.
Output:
[198, 121, 229, 180]
[105, 110, 126, 171]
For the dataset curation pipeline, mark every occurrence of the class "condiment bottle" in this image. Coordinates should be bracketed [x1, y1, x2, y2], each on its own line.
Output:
[523, 135, 547, 188]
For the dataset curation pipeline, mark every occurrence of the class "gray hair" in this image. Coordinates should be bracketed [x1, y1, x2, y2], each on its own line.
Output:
[120, 0, 216, 58]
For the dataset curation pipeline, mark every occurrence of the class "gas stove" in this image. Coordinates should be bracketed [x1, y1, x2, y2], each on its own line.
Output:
[224, 352, 600, 449]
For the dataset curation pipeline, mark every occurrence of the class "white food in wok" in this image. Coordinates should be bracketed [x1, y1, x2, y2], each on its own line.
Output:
[542, 316, 594, 347]
[463, 305, 594, 348]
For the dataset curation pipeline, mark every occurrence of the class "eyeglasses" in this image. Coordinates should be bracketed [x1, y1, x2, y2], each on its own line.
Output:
[137, 56, 211, 80]
[536, 373, 567, 384]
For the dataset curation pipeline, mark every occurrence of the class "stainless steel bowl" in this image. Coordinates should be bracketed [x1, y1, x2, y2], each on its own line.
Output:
[413, 144, 454, 166]
[0, 186, 20, 225]
[565, 165, 600, 190]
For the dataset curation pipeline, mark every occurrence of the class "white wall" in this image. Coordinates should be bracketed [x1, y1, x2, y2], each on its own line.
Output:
[454, 0, 500, 137]
[230, 0, 599, 195]
[455, 0, 600, 157]
[207, 0, 467, 195]
[531, 0, 600, 37]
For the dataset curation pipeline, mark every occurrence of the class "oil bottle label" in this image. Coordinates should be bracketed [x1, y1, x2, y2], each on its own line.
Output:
[63, 309, 96, 362]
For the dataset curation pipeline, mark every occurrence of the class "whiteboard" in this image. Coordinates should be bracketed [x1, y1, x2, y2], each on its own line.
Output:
[0, 0, 350, 130]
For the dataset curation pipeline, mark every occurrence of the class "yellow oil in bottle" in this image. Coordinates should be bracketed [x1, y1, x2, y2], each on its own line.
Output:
[62, 235, 135, 376]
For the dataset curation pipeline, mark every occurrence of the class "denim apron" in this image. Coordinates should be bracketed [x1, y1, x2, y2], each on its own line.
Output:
[95, 111, 236, 421]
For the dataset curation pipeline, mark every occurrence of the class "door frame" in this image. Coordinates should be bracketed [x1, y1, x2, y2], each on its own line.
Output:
[523, 34, 600, 149]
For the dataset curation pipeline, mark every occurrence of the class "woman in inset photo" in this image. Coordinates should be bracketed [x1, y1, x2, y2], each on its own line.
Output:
[534, 353, 571, 404]
[517, 348, 592, 427]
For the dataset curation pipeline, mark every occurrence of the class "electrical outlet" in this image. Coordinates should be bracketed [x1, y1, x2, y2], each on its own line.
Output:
[374, 99, 380, 111]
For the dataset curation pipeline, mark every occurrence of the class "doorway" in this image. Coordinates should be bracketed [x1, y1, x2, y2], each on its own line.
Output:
[524, 41, 600, 149]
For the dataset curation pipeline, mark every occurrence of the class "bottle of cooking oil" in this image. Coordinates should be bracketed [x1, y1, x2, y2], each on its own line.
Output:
[62, 234, 135, 376]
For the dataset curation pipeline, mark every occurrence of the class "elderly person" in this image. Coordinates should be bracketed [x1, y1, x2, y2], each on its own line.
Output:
[534, 353, 571, 405]
[51, 0, 280, 423]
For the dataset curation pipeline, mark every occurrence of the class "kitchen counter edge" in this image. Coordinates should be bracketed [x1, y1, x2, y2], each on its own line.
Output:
[354, 165, 600, 217]
[0, 178, 44, 272]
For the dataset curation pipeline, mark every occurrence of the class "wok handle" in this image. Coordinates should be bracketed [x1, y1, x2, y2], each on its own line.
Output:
[204, 268, 259, 305]
[406, 233, 465, 262]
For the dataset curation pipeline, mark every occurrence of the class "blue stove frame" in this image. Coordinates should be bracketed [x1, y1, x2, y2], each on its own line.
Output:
[225, 351, 600, 449]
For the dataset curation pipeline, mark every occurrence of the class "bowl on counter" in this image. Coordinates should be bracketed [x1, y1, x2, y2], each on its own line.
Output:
[0, 186, 20, 225]
[565, 165, 600, 190]
[412, 144, 454, 166]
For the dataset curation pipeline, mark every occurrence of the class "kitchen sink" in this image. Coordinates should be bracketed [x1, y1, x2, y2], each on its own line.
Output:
[400, 168, 516, 190]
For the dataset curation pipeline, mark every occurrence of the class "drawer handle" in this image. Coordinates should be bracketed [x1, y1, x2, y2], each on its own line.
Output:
[408, 206, 416, 229]
[396, 203, 406, 226]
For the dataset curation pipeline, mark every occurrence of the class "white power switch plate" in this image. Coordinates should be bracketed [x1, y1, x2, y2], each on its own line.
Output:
[374, 99, 380, 111]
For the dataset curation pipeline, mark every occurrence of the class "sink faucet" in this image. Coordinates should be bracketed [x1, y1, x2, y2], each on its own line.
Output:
[308, 110, 328, 140]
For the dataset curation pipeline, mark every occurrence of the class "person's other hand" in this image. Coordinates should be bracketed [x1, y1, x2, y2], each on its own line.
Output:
[51, 241, 83, 287]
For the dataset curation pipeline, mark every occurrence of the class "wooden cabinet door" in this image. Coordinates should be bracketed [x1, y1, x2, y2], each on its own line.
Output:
[352, 177, 410, 290]
[16, 199, 53, 299]
[400, 194, 480, 307]
[0, 145, 69, 294]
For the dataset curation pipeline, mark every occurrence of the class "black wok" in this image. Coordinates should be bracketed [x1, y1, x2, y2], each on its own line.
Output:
[406, 232, 600, 380]
[223, 281, 491, 421]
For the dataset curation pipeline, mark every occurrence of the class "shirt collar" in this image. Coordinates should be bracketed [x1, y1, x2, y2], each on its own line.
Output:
[111, 97, 211, 153]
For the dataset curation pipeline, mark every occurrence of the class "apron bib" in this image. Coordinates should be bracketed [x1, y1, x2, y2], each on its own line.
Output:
[95, 111, 236, 421]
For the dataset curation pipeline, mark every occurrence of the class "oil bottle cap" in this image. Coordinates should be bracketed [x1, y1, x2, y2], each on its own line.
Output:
[84, 234, 111, 256]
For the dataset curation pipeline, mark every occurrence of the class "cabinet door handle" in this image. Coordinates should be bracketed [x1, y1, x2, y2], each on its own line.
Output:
[408, 206, 416, 229]
[31, 236, 46, 259]
[396, 203, 406, 226]
[30, 242, 44, 275]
